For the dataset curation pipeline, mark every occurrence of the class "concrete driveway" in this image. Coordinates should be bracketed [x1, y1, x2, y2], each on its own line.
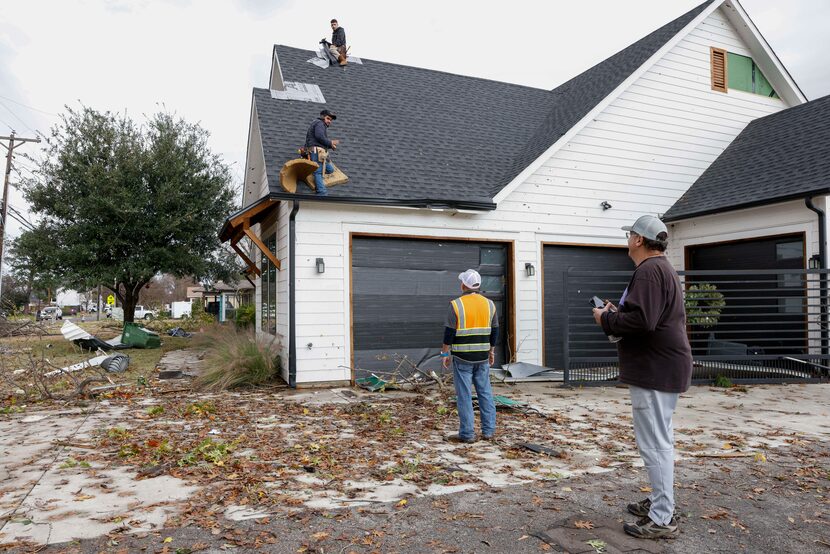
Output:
[1, 382, 827, 551]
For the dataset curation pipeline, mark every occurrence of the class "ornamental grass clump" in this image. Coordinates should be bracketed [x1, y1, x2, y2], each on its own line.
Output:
[194, 327, 282, 390]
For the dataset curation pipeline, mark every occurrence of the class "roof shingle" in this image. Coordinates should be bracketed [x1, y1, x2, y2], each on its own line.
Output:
[256, 1, 713, 205]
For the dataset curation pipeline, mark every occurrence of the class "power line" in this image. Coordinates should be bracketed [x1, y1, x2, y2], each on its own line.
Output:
[6, 210, 34, 232]
[0, 132, 40, 298]
[0, 94, 59, 117]
[0, 100, 41, 138]
[7, 209, 35, 232]
[0, 116, 16, 134]
[11, 154, 39, 173]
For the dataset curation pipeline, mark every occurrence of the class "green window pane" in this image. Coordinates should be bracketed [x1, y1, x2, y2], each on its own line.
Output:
[727, 52, 753, 93]
[480, 275, 504, 293]
[480, 247, 505, 266]
[755, 67, 779, 98]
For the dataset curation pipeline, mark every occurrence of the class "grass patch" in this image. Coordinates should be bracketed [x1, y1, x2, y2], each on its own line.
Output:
[193, 327, 282, 391]
[0, 318, 196, 400]
[713, 374, 734, 388]
[58, 457, 91, 469]
[178, 437, 240, 467]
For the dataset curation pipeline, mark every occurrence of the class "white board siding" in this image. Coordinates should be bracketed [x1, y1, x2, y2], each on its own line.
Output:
[667, 200, 824, 270]
[260, 7, 798, 383]
[502, 6, 789, 232]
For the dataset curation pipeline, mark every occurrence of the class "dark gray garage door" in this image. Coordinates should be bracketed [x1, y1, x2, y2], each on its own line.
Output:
[543, 245, 631, 369]
[352, 237, 509, 376]
[687, 234, 806, 355]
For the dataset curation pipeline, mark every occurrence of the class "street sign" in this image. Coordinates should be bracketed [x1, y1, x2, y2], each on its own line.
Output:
[107, 294, 115, 306]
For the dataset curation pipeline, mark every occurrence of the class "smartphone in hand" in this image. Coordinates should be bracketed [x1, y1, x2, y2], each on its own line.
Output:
[589, 296, 605, 309]
[589, 295, 621, 343]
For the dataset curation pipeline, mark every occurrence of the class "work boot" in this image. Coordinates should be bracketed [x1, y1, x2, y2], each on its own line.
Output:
[627, 498, 678, 518]
[446, 434, 476, 444]
[481, 434, 495, 441]
[623, 516, 679, 539]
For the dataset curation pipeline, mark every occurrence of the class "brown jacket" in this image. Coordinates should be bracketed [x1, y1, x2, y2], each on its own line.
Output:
[601, 256, 692, 393]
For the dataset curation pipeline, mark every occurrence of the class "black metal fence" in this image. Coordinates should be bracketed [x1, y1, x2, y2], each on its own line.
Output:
[561, 268, 830, 385]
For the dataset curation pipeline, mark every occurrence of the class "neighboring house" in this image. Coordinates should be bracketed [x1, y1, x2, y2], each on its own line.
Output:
[222, 0, 811, 387]
[187, 281, 254, 322]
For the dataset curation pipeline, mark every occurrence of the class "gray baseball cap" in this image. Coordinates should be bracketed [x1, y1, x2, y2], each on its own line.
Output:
[622, 215, 668, 241]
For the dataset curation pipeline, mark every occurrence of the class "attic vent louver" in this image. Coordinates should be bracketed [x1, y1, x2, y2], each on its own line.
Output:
[270, 81, 326, 103]
[710, 47, 727, 93]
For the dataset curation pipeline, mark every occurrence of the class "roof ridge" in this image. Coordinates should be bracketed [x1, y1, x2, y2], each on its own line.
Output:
[272, 44, 554, 93]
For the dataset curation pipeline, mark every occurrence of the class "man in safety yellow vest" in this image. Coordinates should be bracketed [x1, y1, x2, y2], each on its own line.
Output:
[440, 269, 499, 443]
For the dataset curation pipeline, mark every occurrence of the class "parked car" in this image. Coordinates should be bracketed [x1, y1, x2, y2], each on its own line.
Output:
[134, 305, 158, 320]
[36, 306, 63, 321]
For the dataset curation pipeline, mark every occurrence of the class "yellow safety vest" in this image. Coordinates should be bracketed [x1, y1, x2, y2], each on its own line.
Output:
[450, 293, 495, 362]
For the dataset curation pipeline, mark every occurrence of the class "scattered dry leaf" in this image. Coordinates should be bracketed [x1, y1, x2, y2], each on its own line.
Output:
[574, 520, 595, 529]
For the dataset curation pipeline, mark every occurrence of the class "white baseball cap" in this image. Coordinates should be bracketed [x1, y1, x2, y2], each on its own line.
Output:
[458, 269, 481, 289]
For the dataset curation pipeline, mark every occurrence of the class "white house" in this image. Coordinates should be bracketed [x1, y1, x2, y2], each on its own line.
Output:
[222, 0, 819, 387]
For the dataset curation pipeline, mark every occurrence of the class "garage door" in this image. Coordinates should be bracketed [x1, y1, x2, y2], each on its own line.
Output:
[687, 234, 805, 354]
[543, 245, 631, 369]
[352, 237, 509, 376]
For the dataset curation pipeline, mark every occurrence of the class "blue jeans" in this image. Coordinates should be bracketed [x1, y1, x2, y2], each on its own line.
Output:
[630, 385, 679, 525]
[452, 358, 496, 440]
[310, 152, 334, 196]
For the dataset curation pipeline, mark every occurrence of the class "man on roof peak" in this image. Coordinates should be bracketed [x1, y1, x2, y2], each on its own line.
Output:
[326, 18, 347, 66]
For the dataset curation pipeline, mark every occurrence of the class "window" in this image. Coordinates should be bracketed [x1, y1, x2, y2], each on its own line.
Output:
[711, 47, 779, 98]
[727, 53, 778, 98]
[260, 232, 278, 335]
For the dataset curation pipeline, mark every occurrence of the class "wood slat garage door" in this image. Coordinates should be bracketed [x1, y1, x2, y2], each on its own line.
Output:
[543, 245, 631, 369]
[352, 237, 509, 376]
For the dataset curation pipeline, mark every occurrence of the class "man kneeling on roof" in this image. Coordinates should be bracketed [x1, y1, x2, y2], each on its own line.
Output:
[304, 109, 340, 196]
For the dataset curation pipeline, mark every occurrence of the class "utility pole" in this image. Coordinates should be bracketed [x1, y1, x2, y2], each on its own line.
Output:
[0, 131, 41, 302]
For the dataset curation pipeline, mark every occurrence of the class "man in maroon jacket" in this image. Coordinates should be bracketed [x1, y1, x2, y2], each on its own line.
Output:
[593, 215, 692, 539]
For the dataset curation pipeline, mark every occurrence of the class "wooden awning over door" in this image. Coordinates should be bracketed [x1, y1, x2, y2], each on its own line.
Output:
[219, 198, 281, 280]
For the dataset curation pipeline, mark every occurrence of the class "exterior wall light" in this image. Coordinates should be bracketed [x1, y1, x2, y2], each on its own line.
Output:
[600, 201, 612, 210]
[809, 254, 822, 269]
[316, 258, 325, 274]
[525, 263, 535, 277]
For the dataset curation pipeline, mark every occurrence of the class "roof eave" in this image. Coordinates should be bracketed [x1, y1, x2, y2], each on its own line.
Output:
[664, 188, 830, 223]
[266, 191, 497, 211]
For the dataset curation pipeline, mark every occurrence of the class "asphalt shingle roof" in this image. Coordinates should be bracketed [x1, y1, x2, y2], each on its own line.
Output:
[663, 94, 830, 222]
[256, 1, 712, 206]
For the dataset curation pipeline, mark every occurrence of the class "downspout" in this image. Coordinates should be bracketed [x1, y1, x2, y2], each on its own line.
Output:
[288, 200, 300, 388]
[805, 197, 828, 357]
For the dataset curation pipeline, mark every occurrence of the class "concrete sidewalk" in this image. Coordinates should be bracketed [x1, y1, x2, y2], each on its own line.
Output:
[0, 382, 827, 550]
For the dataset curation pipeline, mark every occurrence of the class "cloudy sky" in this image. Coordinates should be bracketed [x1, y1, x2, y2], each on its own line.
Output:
[0, 0, 827, 241]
